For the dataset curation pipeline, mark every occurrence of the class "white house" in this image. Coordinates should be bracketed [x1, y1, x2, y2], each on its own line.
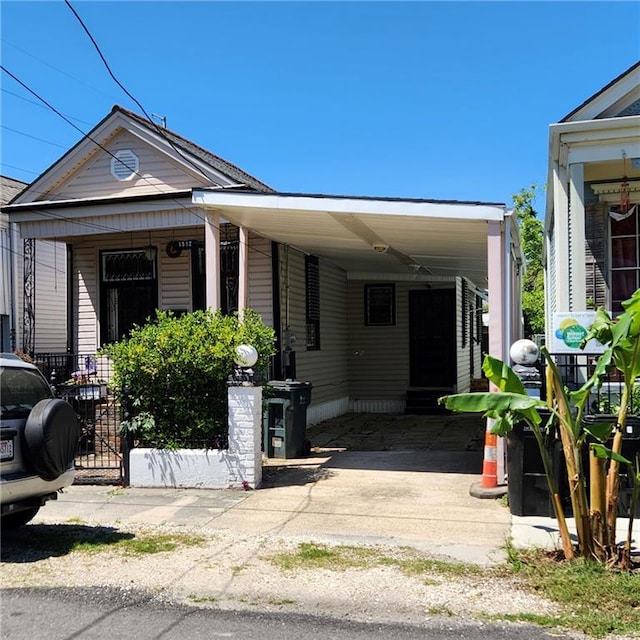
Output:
[3, 106, 522, 448]
[544, 61, 640, 338]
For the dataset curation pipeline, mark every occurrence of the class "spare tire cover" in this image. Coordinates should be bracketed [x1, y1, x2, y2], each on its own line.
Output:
[24, 399, 80, 481]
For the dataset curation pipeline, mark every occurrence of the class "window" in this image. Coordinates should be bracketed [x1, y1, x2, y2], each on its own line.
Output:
[610, 206, 639, 313]
[100, 249, 158, 344]
[364, 284, 395, 326]
[305, 255, 320, 350]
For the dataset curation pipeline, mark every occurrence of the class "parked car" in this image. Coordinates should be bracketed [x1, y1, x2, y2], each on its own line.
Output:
[1, 354, 80, 528]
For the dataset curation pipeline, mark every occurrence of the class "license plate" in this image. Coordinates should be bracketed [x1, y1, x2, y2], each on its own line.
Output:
[0, 438, 14, 462]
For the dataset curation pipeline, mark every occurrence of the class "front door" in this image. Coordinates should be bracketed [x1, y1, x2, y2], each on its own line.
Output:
[409, 289, 456, 388]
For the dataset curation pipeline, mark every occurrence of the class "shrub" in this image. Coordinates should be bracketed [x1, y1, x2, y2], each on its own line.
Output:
[101, 309, 276, 449]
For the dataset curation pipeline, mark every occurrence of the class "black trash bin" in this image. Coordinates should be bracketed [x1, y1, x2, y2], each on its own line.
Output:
[263, 380, 312, 458]
[506, 411, 565, 517]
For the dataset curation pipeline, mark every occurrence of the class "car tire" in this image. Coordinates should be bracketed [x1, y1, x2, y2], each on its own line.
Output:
[23, 399, 80, 481]
[1, 506, 40, 529]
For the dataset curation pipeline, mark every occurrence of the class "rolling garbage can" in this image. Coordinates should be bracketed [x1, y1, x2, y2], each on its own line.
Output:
[263, 380, 312, 458]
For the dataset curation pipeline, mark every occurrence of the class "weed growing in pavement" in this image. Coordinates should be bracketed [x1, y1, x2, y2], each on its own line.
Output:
[267, 540, 640, 638]
[497, 545, 640, 638]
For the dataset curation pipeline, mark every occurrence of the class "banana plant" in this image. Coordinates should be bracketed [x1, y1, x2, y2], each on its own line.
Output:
[440, 288, 640, 568]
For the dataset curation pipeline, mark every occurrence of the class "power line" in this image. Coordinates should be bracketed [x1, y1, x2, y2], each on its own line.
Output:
[0, 66, 274, 264]
[1, 124, 69, 149]
[64, 0, 213, 183]
[1, 87, 94, 126]
[1, 163, 40, 176]
[0, 37, 120, 102]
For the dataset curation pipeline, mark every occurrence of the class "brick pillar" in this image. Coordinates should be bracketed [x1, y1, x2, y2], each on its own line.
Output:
[227, 385, 263, 488]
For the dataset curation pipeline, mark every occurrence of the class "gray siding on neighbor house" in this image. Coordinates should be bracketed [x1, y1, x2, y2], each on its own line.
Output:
[455, 277, 482, 394]
[278, 247, 348, 414]
[50, 131, 213, 201]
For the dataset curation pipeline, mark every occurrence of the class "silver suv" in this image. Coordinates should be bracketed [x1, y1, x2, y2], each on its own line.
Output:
[1, 354, 79, 528]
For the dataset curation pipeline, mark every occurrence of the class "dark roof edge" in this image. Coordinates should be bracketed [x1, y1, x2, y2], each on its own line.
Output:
[1, 190, 193, 214]
[194, 188, 506, 208]
[113, 106, 274, 193]
[560, 60, 640, 123]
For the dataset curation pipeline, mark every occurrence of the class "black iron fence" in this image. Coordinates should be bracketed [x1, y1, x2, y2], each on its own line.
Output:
[33, 352, 125, 485]
[546, 352, 637, 416]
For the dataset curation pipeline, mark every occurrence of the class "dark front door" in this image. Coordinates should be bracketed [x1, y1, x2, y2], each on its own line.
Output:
[409, 289, 456, 388]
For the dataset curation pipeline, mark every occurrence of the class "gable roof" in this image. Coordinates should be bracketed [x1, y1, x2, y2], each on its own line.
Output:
[112, 106, 273, 193]
[560, 60, 640, 122]
[1, 176, 27, 206]
[9, 105, 273, 205]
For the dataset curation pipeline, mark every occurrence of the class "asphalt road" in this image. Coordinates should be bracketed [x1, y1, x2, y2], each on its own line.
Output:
[1, 587, 576, 640]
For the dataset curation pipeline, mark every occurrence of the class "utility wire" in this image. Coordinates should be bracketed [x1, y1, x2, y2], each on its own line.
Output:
[2, 87, 94, 126]
[64, 0, 214, 183]
[1, 124, 69, 149]
[0, 66, 274, 264]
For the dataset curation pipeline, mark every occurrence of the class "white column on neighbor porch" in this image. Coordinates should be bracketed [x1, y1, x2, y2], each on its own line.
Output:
[238, 225, 249, 317]
[568, 162, 586, 310]
[205, 210, 221, 310]
[553, 160, 571, 311]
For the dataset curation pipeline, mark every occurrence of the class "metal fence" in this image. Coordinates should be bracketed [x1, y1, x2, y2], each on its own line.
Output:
[34, 353, 125, 485]
[546, 352, 634, 415]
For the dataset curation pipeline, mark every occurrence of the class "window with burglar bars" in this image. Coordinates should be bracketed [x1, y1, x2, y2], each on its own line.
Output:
[305, 255, 320, 350]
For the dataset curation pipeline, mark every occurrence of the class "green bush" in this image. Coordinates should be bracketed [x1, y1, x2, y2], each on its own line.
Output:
[101, 309, 276, 449]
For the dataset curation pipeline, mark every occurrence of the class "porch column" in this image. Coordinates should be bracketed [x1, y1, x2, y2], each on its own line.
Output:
[238, 226, 249, 318]
[568, 162, 586, 310]
[205, 210, 220, 310]
[553, 160, 571, 311]
[483, 219, 507, 489]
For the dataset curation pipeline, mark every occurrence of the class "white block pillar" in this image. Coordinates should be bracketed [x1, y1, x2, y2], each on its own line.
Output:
[227, 384, 263, 489]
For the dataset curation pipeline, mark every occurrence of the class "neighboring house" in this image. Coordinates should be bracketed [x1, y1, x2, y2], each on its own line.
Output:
[544, 61, 640, 338]
[3, 105, 522, 432]
[0, 176, 67, 353]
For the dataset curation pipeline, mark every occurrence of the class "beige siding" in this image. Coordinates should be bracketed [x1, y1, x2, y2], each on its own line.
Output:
[278, 248, 348, 409]
[247, 233, 273, 325]
[347, 281, 409, 403]
[11, 237, 67, 352]
[50, 132, 213, 201]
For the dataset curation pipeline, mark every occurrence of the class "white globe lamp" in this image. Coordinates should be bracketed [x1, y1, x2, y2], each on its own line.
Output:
[509, 339, 539, 366]
[234, 344, 258, 368]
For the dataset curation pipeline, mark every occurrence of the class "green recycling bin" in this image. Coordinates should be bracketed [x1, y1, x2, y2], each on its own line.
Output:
[263, 380, 312, 458]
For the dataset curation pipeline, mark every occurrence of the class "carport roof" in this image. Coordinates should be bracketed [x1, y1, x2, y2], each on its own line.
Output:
[193, 188, 508, 285]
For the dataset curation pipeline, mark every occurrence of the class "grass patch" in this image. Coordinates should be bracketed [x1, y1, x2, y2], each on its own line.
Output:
[496, 546, 640, 638]
[267, 542, 481, 577]
[1, 523, 205, 561]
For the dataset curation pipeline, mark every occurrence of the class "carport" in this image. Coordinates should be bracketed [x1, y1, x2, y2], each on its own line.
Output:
[193, 189, 524, 486]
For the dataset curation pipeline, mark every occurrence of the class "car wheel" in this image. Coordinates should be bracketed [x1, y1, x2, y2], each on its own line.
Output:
[1, 506, 40, 529]
[23, 399, 80, 481]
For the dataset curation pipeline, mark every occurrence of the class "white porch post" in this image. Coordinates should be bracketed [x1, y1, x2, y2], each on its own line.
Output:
[482, 219, 507, 488]
[205, 210, 220, 310]
[553, 160, 571, 311]
[238, 225, 249, 318]
[568, 162, 586, 310]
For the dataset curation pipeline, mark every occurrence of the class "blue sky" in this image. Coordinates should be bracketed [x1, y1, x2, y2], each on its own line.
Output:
[1, 1, 638, 211]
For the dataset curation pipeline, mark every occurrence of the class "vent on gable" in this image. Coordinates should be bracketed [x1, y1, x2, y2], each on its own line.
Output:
[111, 149, 139, 181]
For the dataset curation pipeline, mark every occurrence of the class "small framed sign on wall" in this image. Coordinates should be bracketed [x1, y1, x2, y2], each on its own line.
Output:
[364, 284, 396, 326]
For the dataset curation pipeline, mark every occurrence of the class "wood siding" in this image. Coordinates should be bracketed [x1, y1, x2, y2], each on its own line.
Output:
[247, 234, 273, 326]
[12, 238, 67, 352]
[278, 248, 348, 410]
[49, 131, 213, 202]
[347, 280, 409, 402]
